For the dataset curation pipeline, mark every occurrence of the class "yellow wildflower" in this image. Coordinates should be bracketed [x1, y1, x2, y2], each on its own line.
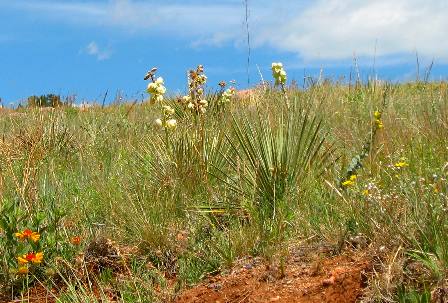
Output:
[374, 111, 381, 119]
[375, 118, 383, 129]
[342, 180, 354, 187]
[394, 161, 409, 168]
[342, 175, 357, 187]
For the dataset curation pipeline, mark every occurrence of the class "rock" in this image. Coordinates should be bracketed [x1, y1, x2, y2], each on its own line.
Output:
[322, 276, 336, 286]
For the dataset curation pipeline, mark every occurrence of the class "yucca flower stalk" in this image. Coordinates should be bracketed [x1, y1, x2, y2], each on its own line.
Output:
[217, 81, 236, 107]
[181, 65, 208, 116]
[144, 67, 177, 149]
[272, 62, 290, 108]
[161, 105, 177, 148]
[144, 67, 167, 104]
[177, 65, 210, 177]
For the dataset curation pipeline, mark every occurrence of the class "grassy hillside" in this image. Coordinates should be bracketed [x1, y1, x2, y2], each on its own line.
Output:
[0, 75, 447, 302]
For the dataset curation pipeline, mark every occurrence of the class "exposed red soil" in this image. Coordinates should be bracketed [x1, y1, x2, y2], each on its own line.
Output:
[0, 284, 58, 303]
[175, 248, 371, 303]
[0, 245, 372, 303]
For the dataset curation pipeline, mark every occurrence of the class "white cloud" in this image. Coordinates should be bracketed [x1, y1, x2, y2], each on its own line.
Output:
[83, 41, 111, 61]
[253, 0, 448, 63]
[4, 0, 448, 63]
[5, 0, 244, 39]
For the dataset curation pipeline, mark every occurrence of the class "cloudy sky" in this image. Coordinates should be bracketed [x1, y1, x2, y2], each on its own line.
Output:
[0, 0, 447, 103]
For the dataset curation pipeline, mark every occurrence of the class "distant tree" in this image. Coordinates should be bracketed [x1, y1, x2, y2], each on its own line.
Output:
[27, 94, 64, 108]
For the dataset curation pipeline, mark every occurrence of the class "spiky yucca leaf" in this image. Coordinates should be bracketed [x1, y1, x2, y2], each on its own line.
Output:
[214, 101, 334, 221]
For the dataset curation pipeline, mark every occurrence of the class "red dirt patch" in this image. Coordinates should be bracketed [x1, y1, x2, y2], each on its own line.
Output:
[0, 244, 371, 303]
[175, 248, 371, 303]
[1, 284, 58, 303]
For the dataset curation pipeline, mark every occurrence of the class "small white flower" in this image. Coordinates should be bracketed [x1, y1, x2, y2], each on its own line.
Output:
[147, 82, 158, 94]
[187, 102, 194, 109]
[154, 118, 163, 127]
[156, 85, 166, 95]
[146, 77, 166, 103]
[151, 94, 164, 103]
[271, 62, 287, 85]
[199, 99, 208, 107]
[197, 75, 207, 84]
[220, 87, 236, 104]
[165, 119, 177, 129]
[162, 105, 175, 115]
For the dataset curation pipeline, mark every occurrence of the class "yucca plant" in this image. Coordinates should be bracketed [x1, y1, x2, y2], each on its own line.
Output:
[213, 99, 334, 243]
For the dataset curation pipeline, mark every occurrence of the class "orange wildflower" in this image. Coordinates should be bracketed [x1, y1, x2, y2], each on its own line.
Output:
[15, 229, 40, 242]
[70, 236, 81, 245]
[17, 266, 29, 275]
[18, 252, 44, 265]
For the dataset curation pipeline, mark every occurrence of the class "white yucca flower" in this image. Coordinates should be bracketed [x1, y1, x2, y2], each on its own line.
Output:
[271, 62, 287, 85]
[154, 118, 163, 127]
[165, 119, 177, 129]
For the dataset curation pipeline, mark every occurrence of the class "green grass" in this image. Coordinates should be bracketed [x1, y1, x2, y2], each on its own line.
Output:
[0, 80, 447, 302]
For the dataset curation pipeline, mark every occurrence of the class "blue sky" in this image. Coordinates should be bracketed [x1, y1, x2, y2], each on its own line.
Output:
[1, 0, 447, 105]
